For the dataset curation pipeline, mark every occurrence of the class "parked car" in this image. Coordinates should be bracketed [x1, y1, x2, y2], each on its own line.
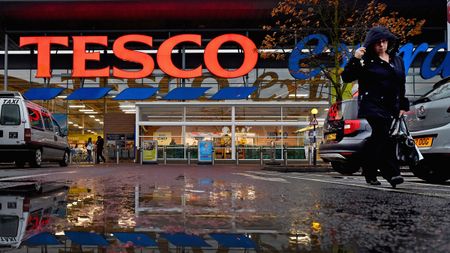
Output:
[319, 98, 371, 174]
[405, 77, 450, 183]
[0, 91, 69, 167]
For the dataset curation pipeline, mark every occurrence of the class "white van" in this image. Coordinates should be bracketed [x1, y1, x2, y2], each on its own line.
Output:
[0, 182, 68, 248]
[0, 91, 69, 167]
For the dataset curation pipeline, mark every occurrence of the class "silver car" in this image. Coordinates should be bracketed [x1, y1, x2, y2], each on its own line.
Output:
[406, 77, 450, 183]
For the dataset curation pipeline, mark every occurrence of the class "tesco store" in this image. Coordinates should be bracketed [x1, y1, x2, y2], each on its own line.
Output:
[0, 1, 447, 163]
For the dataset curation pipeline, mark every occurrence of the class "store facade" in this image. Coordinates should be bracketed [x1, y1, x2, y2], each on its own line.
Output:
[0, 1, 447, 163]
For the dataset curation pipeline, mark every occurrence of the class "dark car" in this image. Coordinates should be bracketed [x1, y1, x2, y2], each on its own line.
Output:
[319, 98, 372, 175]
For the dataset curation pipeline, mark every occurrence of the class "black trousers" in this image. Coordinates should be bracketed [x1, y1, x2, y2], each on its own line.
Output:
[363, 117, 401, 181]
[96, 149, 105, 163]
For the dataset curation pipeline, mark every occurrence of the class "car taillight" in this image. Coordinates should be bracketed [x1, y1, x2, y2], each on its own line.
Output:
[24, 128, 31, 142]
[344, 120, 361, 135]
[23, 197, 30, 212]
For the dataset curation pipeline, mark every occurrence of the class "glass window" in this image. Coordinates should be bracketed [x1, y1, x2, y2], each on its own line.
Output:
[42, 113, 54, 131]
[52, 118, 61, 135]
[235, 106, 281, 121]
[0, 104, 20, 125]
[28, 107, 44, 129]
[185, 106, 232, 122]
[425, 81, 450, 101]
[0, 215, 19, 237]
[139, 106, 183, 122]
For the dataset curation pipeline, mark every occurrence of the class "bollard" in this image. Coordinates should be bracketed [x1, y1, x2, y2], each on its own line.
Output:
[187, 146, 191, 165]
[139, 148, 143, 165]
[163, 146, 167, 165]
[116, 148, 120, 164]
[69, 151, 72, 164]
[283, 145, 288, 166]
[259, 147, 264, 166]
[236, 148, 240, 166]
[212, 147, 215, 166]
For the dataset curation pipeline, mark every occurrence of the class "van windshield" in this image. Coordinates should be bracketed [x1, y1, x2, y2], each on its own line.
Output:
[0, 215, 19, 237]
[0, 104, 21, 125]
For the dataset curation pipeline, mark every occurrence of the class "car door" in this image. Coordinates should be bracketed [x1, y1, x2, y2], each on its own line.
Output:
[41, 112, 59, 160]
[0, 98, 23, 145]
[51, 117, 68, 158]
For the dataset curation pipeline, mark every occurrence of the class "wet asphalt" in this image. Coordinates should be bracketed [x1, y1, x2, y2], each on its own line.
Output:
[0, 163, 449, 253]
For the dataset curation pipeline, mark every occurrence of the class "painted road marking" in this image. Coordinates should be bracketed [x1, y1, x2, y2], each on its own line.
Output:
[233, 173, 290, 183]
[248, 171, 450, 198]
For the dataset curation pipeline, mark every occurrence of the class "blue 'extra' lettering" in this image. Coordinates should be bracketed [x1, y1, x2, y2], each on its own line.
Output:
[288, 34, 450, 80]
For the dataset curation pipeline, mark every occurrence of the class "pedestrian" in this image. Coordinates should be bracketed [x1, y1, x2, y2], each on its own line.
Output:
[85, 137, 93, 163]
[341, 26, 409, 188]
[95, 136, 106, 164]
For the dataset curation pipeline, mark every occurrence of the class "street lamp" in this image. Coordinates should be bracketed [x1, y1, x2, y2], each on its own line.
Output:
[310, 108, 318, 166]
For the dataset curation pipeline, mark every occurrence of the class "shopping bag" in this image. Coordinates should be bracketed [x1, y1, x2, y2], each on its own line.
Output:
[389, 116, 424, 165]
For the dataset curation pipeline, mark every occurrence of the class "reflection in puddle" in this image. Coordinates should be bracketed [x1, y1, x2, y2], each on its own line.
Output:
[0, 178, 350, 252]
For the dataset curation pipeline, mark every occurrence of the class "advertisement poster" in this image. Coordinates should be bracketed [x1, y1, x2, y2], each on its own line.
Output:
[154, 132, 172, 146]
[142, 140, 158, 163]
[198, 140, 213, 163]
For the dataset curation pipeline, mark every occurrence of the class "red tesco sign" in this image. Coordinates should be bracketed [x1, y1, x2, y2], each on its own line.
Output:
[20, 34, 258, 79]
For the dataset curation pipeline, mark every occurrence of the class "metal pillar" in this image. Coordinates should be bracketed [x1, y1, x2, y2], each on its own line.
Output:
[4, 33, 8, 91]
[283, 144, 288, 166]
[163, 146, 167, 165]
[259, 146, 264, 166]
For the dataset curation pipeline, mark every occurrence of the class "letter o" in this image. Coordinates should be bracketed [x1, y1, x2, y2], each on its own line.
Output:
[204, 34, 258, 78]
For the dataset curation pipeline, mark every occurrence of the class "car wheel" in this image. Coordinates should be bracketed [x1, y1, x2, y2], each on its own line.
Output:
[59, 151, 69, 167]
[409, 159, 450, 183]
[331, 162, 360, 175]
[30, 149, 42, 168]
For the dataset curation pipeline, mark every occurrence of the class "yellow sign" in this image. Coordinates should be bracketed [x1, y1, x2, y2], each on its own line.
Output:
[142, 140, 158, 162]
[154, 132, 172, 145]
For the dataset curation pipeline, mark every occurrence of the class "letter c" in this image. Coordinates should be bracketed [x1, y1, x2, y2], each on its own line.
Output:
[157, 34, 202, 78]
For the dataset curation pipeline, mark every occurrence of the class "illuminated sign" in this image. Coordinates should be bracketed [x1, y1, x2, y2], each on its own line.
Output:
[20, 34, 258, 79]
[289, 34, 450, 80]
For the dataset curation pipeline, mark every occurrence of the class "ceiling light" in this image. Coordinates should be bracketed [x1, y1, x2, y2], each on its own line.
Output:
[57, 95, 67, 99]
[69, 105, 85, 108]
[119, 104, 135, 108]
[73, 124, 79, 127]
[68, 121, 73, 124]
[84, 112, 98, 114]
[95, 119, 100, 122]
[79, 109, 94, 112]
[78, 126, 83, 129]
[89, 115, 95, 118]
[99, 122, 104, 124]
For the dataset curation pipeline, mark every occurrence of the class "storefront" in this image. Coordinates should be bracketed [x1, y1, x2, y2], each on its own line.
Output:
[136, 101, 328, 161]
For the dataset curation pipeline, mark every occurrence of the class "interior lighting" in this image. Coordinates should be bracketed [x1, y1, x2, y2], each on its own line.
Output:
[79, 109, 94, 112]
[119, 104, 136, 108]
[68, 121, 73, 124]
[69, 105, 86, 108]
[89, 115, 95, 118]
[84, 112, 98, 114]
[95, 119, 100, 122]
[73, 124, 79, 127]
[289, 94, 308, 97]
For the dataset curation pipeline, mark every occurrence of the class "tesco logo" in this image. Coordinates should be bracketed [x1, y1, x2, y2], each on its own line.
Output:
[20, 34, 258, 79]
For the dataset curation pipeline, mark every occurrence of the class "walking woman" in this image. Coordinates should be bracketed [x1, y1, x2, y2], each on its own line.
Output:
[85, 137, 93, 163]
[341, 26, 409, 188]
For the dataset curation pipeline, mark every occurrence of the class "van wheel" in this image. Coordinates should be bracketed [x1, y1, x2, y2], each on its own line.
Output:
[410, 159, 450, 183]
[15, 161, 25, 168]
[30, 149, 42, 168]
[331, 162, 360, 175]
[59, 151, 69, 167]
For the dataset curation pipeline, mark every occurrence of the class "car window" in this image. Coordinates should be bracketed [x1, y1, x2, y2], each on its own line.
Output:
[425, 81, 450, 101]
[0, 104, 21, 125]
[52, 118, 61, 135]
[0, 215, 19, 237]
[42, 113, 54, 132]
[28, 107, 44, 129]
[327, 99, 358, 121]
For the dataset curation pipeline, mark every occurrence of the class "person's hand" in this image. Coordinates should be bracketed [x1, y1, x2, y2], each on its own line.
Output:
[399, 110, 406, 117]
[354, 47, 366, 59]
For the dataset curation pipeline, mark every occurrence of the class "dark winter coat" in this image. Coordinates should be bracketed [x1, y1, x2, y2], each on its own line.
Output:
[96, 138, 104, 150]
[341, 26, 409, 119]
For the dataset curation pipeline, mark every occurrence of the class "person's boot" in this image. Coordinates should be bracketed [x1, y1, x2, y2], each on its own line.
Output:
[366, 179, 381, 185]
[389, 176, 404, 188]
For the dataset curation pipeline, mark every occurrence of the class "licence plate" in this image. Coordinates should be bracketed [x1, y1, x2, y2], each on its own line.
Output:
[414, 137, 433, 148]
[326, 133, 337, 141]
